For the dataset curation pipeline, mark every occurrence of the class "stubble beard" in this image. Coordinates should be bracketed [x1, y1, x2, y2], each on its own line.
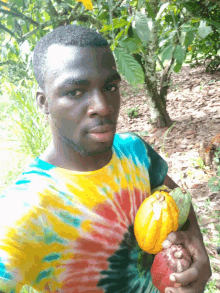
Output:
[62, 135, 113, 157]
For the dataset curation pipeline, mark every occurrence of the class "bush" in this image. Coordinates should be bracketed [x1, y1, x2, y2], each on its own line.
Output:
[3, 80, 51, 157]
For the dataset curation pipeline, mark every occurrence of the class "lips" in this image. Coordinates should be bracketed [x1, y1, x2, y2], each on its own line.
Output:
[88, 124, 114, 142]
[89, 124, 113, 133]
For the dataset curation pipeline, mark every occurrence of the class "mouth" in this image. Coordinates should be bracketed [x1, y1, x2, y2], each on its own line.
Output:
[88, 124, 115, 142]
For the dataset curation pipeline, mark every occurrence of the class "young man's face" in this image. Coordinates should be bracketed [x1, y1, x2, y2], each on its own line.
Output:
[43, 44, 121, 157]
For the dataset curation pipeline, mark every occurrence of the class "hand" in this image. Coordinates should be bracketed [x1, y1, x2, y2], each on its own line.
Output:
[162, 228, 212, 293]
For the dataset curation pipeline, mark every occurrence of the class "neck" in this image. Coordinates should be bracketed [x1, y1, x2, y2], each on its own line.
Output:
[39, 140, 113, 172]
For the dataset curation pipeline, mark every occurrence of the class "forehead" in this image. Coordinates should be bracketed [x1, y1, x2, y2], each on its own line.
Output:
[45, 44, 116, 80]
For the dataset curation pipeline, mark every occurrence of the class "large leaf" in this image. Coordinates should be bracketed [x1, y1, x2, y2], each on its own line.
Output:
[119, 38, 141, 54]
[183, 2, 201, 14]
[198, 21, 212, 39]
[208, 177, 220, 192]
[146, 2, 156, 20]
[173, 45, 185, 63]
[156, 2, 169, 20]
[185, 30, 195, 47]
[134, 12, 150, 43]
[138, 0, 145, 10]
[161, 44, 175, 63]
[205, 19, 220, 33]
[173, 62, 183, 73]
[114, 47, 144, 86]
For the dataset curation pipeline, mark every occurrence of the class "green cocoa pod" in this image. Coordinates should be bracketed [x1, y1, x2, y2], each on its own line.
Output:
[170, 187, 192, 227]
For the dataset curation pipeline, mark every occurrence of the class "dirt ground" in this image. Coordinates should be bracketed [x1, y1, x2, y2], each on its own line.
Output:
[117, 64, 220, 289]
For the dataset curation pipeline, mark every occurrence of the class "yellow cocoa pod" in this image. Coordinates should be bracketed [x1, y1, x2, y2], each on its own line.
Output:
[134, 191, 179, 254]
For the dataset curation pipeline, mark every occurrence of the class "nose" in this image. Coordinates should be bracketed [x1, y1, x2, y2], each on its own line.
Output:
[87, 89, 113, 117]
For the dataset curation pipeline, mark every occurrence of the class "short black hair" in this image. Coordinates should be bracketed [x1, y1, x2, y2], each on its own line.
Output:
[33, 25, 109, 89]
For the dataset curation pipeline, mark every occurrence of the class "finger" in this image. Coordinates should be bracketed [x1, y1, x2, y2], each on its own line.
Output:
[162, 231, 188, 249]
[169, 266, 199, 286]
[165, 284, 192, 293]
[165, 282, 205, 293]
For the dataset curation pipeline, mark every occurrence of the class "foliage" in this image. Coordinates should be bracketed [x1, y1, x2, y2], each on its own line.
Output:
[3, 79, 51, 157]
[206, 133, 220, 192]
[207, 146, 220, 192]
[127, 106, 139, 118]
[181, 0, 220, 72]
[190, 157, 206, 170]
[1, 0, 220, 127]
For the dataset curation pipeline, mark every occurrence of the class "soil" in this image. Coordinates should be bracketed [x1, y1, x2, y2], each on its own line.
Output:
[117, 64, 220, 289]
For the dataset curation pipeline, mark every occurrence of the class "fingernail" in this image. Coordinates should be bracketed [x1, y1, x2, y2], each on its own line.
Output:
[162, 240, 170, 248]
[170, 274, 176, 282]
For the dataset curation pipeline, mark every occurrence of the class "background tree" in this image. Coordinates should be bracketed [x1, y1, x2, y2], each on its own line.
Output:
[1, 0, 220, 126]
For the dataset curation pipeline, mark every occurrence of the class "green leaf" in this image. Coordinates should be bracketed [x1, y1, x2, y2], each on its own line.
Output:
[198, 21, 212, 39]
[115, 30, 126, 42]
[156, 2, 169, 20]
[134, 12, 150, 43]
[146, 2, 156, 20]
[173, 45, 185, 63]
[165, 15, 173, 24]
[185, 30, 195, 47]
[119, 38, 141, 53]
[138, 0, 145, 10]
[208, 177, 220, 192]
[173, 62, 182, 73]
[161, 44, 175, 63]
[114, 47, 144, 86]
[113, 18, 129, 29]
[205, 19, 220, 33]
[183, 2, 201, 13]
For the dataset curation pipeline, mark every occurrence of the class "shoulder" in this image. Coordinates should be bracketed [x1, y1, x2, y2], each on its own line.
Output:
[113, 132, 151, 167]
[0, 158, 57, 220]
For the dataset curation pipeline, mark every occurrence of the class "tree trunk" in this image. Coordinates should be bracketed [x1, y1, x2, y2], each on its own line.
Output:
[142, 0, 172, 127]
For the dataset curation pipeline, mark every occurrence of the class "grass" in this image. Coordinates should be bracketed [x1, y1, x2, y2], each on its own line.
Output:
[0, 80, 51, 194]
[4, 81, 51, 157]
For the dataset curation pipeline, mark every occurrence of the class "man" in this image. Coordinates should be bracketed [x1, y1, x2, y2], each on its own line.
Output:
[0, 25, 211, 293]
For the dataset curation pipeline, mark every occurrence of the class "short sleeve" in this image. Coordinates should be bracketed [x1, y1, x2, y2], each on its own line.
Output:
[0, 183, 61, 293]
[131, 133, 168, 188]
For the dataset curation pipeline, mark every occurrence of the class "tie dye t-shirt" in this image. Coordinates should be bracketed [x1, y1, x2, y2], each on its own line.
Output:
[0, 133, 168, 293]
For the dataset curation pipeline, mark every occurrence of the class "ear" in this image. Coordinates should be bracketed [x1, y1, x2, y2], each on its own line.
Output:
[36, 88, 49, 115]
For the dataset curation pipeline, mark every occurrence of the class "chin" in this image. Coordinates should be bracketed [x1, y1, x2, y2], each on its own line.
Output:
[63, 136, 113, 157]
[85, 145, 112, 157]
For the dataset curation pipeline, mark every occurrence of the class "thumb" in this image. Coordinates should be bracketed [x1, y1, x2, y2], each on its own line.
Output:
[162, 231, 188, 249]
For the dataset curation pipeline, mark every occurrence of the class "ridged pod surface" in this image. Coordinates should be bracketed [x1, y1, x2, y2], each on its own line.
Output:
[134, 191, 179, 254]
[151, 244, 192, 293]
[151, 185, 192, 228]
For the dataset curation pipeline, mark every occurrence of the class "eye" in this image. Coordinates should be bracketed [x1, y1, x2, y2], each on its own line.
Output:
[65, 90, 84, 97]
[104, 85, 118, 92]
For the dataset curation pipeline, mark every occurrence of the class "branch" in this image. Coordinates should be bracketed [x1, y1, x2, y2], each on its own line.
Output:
[68, 13, 102, 29]
[45, 0, 58, 18]
[0, 23, 18, 39]
[0, 8, 19, 17]
[156, 56, 165, 70]
[159, 56, 175, 105]
[77, 14, 102, 29]
[72, 2, 81, 13]
[18, 13, 103, 43]
[0, 0, 39, 26]
[58, 2, 82, 26]
[112, 0, 124, 13]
